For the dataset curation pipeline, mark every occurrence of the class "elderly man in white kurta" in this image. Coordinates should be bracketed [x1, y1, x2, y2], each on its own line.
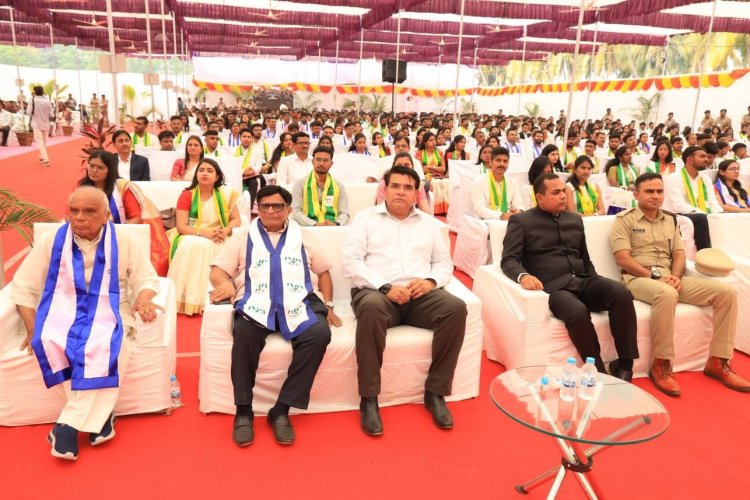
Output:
[12, 187, 160, 461]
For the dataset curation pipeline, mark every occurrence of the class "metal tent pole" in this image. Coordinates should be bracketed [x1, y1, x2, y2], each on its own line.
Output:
[49, 24, 58, 103]
[358, 21, 364, 112]
[9, 9, 23, 100]
[334, 39, 340, 109]
[562, 0, 587, 151]
[392, 7, 403, 118]
[75, 38, 84, 121]
[145, 0, 156, 120]
[105, 0, 120, 125]
[452, 0, 466, 119]
[516, 24, 528, 115]
[160, 0, 171, 116]
[691, 0, 719, 130]
[583, 17, 599, 124]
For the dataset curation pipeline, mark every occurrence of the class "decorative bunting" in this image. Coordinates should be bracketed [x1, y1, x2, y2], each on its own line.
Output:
[191, 69, 750, 98]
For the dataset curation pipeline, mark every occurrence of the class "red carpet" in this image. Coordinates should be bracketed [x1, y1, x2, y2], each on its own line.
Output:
[2, 137, 750, 499]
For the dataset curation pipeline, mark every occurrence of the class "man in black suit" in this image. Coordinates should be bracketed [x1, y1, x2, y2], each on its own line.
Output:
[500, 173, 638, 380]
[112, 130, 150, 181]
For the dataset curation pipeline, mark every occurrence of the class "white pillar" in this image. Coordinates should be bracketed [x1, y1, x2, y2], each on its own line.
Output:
[516, 25, 528, 116]
[9, 9, 23, 98]
[583, 19, 599, 123]
[105, 0, 120, 125]
[145, 0, 156, 119]
[160, 0, 171, 116]
[333, 40, 340, 109]
[49, 24, 58, 102]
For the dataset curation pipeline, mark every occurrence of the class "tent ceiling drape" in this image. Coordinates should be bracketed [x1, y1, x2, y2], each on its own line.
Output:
[1, 0, 749, 67]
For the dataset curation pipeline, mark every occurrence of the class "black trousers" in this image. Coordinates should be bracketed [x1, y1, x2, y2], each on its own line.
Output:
[243, 175, 267, 211]
[548, 276, 639, 371]
[0, 126, 9, 146]
[231, 296, 331, 412]
[351, 287, 467, 398]
[680, 212, 711, 250]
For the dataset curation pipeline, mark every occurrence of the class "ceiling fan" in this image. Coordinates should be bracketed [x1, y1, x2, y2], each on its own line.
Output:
[239, 29, 268, 37]
[395, 47, 417, 56]
[247, 9, 285, 21]
[486, 24, 520, 34]
[559, 0, 610, 13]
[430, 37, 457, 47]
[73, 14, 107, 27]
[241, 41, 260, 49]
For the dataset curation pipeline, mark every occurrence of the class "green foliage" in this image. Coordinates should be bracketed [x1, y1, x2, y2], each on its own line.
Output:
[524, 102, 541, 117]
[28, 79, 68, 101]
[625, 93, 663, 122]
[79, 119, 117, 166]
[294, 92, 322, 112]
[0, 188, 57, 245]
[432, 96, 454, 114]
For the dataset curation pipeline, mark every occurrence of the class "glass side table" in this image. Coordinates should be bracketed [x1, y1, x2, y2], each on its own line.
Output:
[490, 366, 669, 499]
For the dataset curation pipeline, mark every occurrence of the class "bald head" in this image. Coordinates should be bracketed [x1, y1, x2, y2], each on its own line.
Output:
[69, 186, 110, 240]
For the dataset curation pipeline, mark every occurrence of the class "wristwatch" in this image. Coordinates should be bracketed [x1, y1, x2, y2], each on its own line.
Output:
[650, 266, 662, 280]
[378, 283, 392, 294]
[324, 301, 335, 309]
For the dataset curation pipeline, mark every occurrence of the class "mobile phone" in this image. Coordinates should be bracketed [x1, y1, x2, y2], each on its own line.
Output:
[213, 298, 232, 305]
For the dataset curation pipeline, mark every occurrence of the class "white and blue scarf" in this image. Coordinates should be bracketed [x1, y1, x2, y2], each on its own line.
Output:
[236, 219, 317, 340]
[32, 222, 123, 390]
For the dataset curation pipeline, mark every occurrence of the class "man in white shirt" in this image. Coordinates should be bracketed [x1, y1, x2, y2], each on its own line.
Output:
[263, 118, 279, 140]
[530, 129, 545, 159]
[341, 166, 467, 436]
[26, 86, 53, 165]
[664, 146, 723, 250]
[338, 122, 355, 148]
[130, 116, 157, 150]
[561, 129, 582, 168]
[277, 132, 313, 186]
[470, 146, 526, 220]
[0, 101, 11, 146]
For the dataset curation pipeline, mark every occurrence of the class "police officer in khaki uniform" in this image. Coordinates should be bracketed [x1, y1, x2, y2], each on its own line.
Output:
[609, 172, 750, 396]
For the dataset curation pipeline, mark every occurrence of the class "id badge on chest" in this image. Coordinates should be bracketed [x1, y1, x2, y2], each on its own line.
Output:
[325, 195, 334, 207]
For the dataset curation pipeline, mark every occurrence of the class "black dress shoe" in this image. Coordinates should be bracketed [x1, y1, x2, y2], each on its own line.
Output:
[609, 360, 634, 383]
[267, 413, 295, 445]
[359, 397, 383, 436]
[233, 415, 254, 446]
[424, 391, 453, 429]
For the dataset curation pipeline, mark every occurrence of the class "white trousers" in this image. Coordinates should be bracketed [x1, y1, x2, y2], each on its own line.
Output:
[33, 128, 49, 161]
[55, 331, 133, 434]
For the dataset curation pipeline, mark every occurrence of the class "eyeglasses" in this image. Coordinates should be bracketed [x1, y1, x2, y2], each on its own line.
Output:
[387, 183, 416, 192]
[87, 163, 107, 171]
[725, 167, 741, 172]
[258, 203, 288, 213]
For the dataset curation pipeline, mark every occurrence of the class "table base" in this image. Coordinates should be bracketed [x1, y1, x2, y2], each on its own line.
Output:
[514, 416, 651, 499]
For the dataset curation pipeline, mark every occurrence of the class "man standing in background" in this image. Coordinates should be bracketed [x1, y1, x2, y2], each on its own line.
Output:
[27, 85, 52, 166]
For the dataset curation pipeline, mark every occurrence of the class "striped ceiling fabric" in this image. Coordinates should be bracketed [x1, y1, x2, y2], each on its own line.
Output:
[0, 0, 748, 67]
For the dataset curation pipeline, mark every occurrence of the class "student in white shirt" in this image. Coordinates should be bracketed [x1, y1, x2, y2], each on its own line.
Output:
[664, 145, 723, 250]
[470, 146, 526, 220]
[276, 132, 313, 186]
[341, 166, 467, 436]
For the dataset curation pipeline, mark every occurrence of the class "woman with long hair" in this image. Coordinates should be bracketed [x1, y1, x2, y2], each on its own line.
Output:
[417, 131, 448, 214]
[525, 155, 553, 208]
[171, 135, 205, 181]
[645, 140, 676, 175]
[476, 145, 493, 173]
[650, 123, 665, 141]
[372, 131, 391, 158]
[541, 144, 565, 172]
[445, 135, 470, 164]
[566, 156, 605, 216]
[269, 132, 293, 173]
[79, 150, 170, 276]
[348, 133, 371, 155]
[167, 158, 241, 315]
[714, 159, 750, 212]
[606, 145, 638, 190]
[374, 153, 431, 213]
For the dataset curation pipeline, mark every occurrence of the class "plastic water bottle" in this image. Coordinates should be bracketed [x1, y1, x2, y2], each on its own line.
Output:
[579, 357, 598, 400]
[535, 375, 550, 426]
[170, 375, 183, 408]
[560, 357, 578, 402]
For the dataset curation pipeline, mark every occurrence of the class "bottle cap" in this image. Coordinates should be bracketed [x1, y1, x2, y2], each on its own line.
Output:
[585, 357, 595, 364]
[567, 357, 576, 364]
[540, 375, 549, 386]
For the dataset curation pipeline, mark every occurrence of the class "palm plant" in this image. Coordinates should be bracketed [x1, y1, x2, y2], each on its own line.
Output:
[524, 102, 541, 117]
[432, 96, 454, 114]
[0, 188, 57, 287]
[626, 93, 663, 122]
[28, 79, 68, 103]
[363, 94, 389, 113]
[294, 92, 322, 112]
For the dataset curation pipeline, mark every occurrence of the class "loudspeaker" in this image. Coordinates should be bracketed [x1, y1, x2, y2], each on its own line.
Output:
[382, 59, 407, 84]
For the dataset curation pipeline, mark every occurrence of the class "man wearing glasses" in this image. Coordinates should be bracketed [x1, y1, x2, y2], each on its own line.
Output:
[209, 185, 341, 447]
[276, 132, 312, 186]
[291, 145, 350, 227]
[341, 166, 468, 436]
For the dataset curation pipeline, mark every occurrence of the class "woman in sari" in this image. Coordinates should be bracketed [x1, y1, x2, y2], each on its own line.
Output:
[417, 131, 449, 214]
[171, 135, 204, 181]
[566, 156, 605, 216]
[79, 150, 170, 276]
[167, 158, 241, 315]
[445, 135, 471, 172]
[525, 156, 553, 209]
[372, 131, 391, 158]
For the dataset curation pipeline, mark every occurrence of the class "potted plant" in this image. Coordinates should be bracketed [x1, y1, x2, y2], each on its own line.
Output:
[0, 188, 58, 288]
[14, 104, 33, 146]
[79, 118, 117, 166]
